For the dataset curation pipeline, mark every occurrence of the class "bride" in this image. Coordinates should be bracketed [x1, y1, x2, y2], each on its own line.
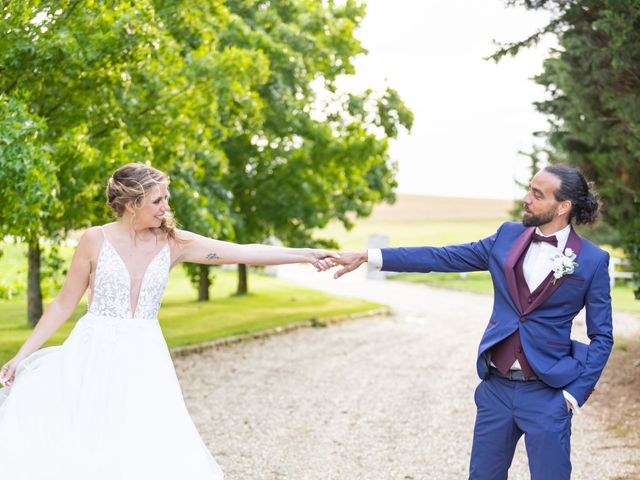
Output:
[0, 162, 338, 479]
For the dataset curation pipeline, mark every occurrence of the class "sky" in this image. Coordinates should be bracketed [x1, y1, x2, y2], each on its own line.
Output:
[336, 0, 556, 200]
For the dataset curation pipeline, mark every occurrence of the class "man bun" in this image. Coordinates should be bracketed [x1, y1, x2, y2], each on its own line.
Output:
[543, 164, 600, 225]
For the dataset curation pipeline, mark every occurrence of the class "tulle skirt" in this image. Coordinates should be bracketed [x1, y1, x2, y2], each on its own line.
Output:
[0, 312, 224, 480]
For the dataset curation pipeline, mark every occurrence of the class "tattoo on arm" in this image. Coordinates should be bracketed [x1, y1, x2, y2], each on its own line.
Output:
[206, 252, 221, 261]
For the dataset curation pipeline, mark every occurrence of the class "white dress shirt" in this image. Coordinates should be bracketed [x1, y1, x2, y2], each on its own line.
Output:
[367, 224, 580, 413]
[523, 224, 570, 292]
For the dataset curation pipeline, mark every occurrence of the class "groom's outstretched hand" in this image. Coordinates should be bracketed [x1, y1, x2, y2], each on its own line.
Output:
[333, 251, 368, 279]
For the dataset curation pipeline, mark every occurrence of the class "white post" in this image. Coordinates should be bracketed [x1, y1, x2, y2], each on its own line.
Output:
[367, 234, 389, 280]
[609, 256, 618, 289]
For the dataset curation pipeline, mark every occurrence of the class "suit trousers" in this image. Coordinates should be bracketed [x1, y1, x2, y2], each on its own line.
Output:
[469, 373, 573, 480]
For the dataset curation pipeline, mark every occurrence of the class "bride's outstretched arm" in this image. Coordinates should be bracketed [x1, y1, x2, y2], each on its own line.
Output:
[0, 229, 95, 387]
[172, 229, 339, 271]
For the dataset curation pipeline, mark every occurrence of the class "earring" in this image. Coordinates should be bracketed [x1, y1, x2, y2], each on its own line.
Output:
[131, 210, 138, 243]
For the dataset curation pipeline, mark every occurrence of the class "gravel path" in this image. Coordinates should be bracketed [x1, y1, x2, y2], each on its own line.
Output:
[174, 266, 640, 479]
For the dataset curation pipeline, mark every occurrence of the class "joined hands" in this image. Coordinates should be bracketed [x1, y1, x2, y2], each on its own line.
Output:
[310, 250, 367, 278]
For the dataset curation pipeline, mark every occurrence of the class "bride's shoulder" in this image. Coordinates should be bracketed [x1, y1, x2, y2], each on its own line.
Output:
[80, 225, 106, 243]
[71, 226, 106, 262]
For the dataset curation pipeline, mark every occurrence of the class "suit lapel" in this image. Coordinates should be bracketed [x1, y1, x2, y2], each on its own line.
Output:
[523, 226, 584, 315]
[503, 227, 535, 313]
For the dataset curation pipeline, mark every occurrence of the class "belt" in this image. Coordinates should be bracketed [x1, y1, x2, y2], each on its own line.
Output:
[490, 367, 539, 381]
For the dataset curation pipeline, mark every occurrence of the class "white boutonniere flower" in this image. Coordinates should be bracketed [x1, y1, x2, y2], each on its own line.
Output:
[550, 248, 579, 285]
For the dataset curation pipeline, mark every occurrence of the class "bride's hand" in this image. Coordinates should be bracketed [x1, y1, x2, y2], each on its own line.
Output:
[0, 357, 20, 387]
[309, 249, 340, 272]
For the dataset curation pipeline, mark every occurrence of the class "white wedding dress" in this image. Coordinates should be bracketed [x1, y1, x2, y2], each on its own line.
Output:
[0, 227, 224, 479]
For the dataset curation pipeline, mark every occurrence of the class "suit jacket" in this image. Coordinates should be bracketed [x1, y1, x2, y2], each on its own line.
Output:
[379, 221, 614, 407]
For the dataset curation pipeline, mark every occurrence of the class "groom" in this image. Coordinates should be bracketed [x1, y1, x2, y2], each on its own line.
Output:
[333, 165, 613, 479]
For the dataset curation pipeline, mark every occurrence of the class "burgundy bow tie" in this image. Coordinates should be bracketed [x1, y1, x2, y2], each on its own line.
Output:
[531, 232, 558, 247]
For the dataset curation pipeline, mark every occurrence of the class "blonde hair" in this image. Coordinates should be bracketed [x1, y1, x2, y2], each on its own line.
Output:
[106, 162, 178, 240]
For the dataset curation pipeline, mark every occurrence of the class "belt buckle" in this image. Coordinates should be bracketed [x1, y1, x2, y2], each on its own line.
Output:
[509, 369, 538, 381]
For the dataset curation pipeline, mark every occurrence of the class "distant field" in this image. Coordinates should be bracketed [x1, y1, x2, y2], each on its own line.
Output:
[317, 194, 513, 251]
[364, 194, 513, 221]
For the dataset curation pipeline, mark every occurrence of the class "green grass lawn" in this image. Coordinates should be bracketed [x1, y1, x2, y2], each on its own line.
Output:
[389, 272, 640, 314]
[0, 267, 380, 362]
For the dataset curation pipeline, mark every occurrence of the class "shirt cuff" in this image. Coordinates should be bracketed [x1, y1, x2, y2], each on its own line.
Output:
[367, 248, 383, 271]
[563, 390, 581, 414]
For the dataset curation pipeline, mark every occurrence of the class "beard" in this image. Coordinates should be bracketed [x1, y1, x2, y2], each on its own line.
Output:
[522, 206, 556, 227]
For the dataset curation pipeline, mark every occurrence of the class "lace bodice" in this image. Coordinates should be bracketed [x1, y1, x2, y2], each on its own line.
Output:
[88, 228, 171, 320]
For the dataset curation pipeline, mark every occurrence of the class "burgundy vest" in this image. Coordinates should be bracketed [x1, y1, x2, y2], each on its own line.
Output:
[491, 243, 553, 378]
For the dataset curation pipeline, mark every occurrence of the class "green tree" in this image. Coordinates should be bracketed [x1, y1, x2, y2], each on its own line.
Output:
[152, 0, 271, 299]
[219, 0, 414, 294]
[0, 1, 256, 317]
[0, 95, 59, 325]
[1, 0, 413, 317]
[493, 0, 640, 297]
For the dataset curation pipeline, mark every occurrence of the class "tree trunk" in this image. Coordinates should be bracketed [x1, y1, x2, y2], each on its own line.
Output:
[27, 239, 43, 327]
[197, 264, 210, 301]
[237, 264, 248, 295]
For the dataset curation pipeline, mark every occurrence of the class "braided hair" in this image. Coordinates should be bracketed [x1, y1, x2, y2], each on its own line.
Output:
[105, 162, 178, 240]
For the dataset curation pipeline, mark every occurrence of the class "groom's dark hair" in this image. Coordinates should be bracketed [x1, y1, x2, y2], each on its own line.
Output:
[544, 165, 600, 225]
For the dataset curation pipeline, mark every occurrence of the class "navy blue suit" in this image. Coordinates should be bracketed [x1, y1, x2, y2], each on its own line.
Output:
[379, 222, 613, 479]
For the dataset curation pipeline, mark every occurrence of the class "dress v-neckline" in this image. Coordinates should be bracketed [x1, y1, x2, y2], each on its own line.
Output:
[100, 231, 169, 318]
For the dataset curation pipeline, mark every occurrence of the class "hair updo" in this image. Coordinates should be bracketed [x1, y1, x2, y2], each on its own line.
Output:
[106, 162, 178, 240]
[543, 164, 600, 225]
